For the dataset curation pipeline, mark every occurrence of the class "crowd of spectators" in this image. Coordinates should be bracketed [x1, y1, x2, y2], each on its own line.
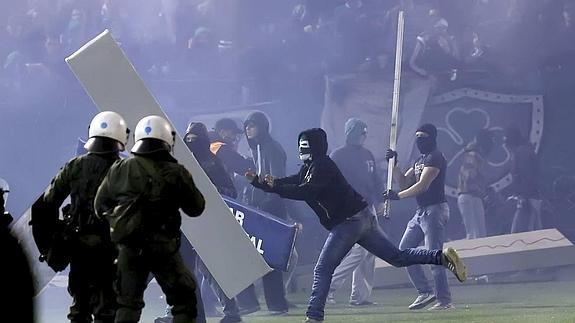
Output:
[1, 0, 574, 107]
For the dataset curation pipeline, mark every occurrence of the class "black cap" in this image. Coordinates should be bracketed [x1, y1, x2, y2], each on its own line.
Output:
[214, 118, 242, 134]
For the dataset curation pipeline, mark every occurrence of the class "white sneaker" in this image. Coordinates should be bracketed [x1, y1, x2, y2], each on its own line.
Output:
[408, 292, 436, 310]
[428, 302, 455, 311]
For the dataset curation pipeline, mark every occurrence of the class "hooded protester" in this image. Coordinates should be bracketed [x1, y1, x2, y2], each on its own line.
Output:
[326, 118, 385, 306]
[503, 125, 541, 233]
[248, 127, 467, 322]
[385, 123, 456, 311]
[185, 122, 237, 199]
[236, 111, 290, 316]
[457, 129, 494, 239]
[244, 111, 288, 218]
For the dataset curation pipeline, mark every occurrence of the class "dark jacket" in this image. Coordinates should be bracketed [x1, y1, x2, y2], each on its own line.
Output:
[509, 143, 539, 199]
[94, 152, 205, 239]
[209, 132, 255, 177]
[244, 111, 288, 219]
[252, 128, 367, 230]
[330, 145, 384, 206]
[186, 123, 237, 198]
[1, 214, 35, 323]
[330, 118, 384, 206]
[44, 152, 120, 234]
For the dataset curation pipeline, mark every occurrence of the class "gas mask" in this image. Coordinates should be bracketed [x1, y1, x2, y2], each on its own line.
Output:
[299, 139, 312, 161]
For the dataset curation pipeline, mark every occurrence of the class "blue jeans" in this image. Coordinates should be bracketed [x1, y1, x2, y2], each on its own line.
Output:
[399, 202, 451, 304]
[306, 209, 442, 320]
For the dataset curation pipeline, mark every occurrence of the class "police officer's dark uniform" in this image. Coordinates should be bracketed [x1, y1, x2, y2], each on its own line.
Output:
[42, 111, 129, 323]
[95, 115, 205, 323]
[1, 186, 35, 323]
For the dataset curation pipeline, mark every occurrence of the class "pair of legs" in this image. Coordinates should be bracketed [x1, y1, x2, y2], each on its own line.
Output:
[68, 235, 116, 323]
[329, 244, 375, 304]
[115, 239, 199, 323]
[236, 269, 289, 312]
[159, 238, 240, 323]
[236, 201, 290, 314]
[306, 209, 443, 321]
[511, 198, 542, 233]
[196, 258, 241, 321]
[457, 194, 486, 239]
[398, 203, 451, 305]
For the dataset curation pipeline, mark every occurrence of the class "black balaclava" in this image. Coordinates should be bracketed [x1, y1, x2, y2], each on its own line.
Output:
[416, 123, 438, 154]
[185, 122, 212, 159]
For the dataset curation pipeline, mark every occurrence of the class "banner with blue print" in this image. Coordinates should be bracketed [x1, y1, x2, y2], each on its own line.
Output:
[222, 197, 298, 271]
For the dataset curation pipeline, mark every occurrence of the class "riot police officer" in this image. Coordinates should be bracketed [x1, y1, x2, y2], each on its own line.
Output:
[95, 115, 205, 323]
[41, 111, 130, 323]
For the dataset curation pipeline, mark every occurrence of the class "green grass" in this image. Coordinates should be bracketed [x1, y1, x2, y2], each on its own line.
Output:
[38, 278, 575, 322]
[209, 281, 575, 323]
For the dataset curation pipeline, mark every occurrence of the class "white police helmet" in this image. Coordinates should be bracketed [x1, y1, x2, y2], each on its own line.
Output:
[131, 115, 176, 154]
[84, 111, 130, 153]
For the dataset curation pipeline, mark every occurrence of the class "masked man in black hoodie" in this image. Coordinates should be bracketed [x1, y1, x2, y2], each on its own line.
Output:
[247, 128, 467, 322]
[236, 111, 290, 316]
[186, 122, 237, 199]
